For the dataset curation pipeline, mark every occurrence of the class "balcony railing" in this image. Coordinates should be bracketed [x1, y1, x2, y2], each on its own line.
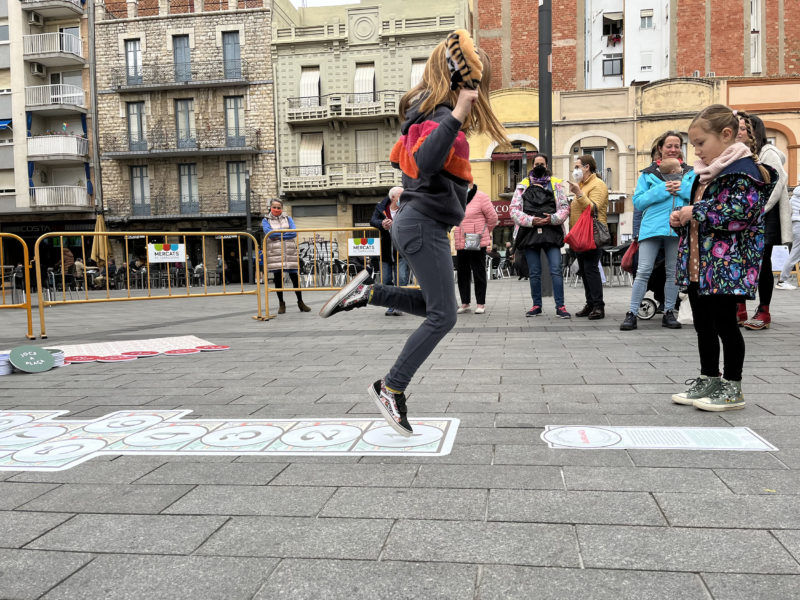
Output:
[286, 91, 402, 123]
[228, 193, 246, 213]
[23, 33, 84, 60]
[180, 200, 200, 215]
[102, 127, 260, 158]
[110, 60, 249, 90]
[282, 161, 400, 193]
[29, 185, 90, 208]
[27, 135, 89, 160]
[25, 84, 86, 109]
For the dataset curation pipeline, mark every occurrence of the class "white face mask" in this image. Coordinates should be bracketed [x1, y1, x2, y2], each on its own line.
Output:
[572, 168, 583, 181]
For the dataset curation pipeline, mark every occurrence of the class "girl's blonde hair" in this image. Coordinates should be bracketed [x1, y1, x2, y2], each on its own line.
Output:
[399, 41, 509, 145]
[690, 104, 771, 182]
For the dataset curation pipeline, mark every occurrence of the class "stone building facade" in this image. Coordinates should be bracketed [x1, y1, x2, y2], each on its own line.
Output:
[94, 0, 276, 262]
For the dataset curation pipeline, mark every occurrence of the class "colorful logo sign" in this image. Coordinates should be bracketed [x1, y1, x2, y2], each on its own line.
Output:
[147, 243, 186, 263]
[348, 238, 380, 256]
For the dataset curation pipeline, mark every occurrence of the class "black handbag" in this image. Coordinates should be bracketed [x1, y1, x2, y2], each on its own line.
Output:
[591, 204, 611, 248]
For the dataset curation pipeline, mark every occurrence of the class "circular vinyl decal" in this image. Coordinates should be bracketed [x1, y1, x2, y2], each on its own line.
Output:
[121, 351, 161, 358]
[280, 424, 363, 448]
[83, 414, 164, 434]
[9, 346, 55, 373]
[0, 425, 68, 448]
[164, 349, 201, 356]
[13, 438, 107, 464]
[195, 345, 230, 352]
[97, 355, 138, 362]
[64, 355, 100, 363]
[201, 425, 283, 447]
[362, 424, 444, 448]
[122, 424, 207, 447]
[541, 426, 623, 449]
[0, 414, 35, 433]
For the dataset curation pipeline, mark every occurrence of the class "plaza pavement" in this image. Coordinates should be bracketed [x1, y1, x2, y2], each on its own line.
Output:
[1, 276, 799, 599]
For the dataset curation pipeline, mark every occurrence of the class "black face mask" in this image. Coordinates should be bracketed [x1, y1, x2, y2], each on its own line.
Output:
[532, 165, 547, 178]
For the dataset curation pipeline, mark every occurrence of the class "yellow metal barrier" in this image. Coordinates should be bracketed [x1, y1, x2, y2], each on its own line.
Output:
[34, 231, 264, 339]
[261, 227, 415, 318]
[0, 233, 35, 340]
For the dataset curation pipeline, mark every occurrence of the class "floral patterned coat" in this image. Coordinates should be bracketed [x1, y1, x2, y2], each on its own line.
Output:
[675, 157, 777, 299]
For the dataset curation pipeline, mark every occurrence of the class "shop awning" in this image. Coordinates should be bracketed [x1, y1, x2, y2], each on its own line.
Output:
[0, 119, 11, 130]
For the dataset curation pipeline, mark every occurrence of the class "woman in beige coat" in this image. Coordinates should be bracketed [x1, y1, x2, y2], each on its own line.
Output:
[262, 199, 310, 314]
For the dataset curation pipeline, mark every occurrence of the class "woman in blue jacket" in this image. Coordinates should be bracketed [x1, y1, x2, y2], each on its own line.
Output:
[621, 132, 696, 330]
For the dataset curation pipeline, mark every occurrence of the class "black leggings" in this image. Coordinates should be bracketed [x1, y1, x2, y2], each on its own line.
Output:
[456, 248, 487, 305]
[688, 284, 745, 381]
[757, 243, 774, 308]
[272, 271, 303, 303]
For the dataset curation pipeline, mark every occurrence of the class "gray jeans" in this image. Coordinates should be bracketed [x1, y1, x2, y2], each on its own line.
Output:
[369, 203, 458, 391]
[779, 221, 800, 281]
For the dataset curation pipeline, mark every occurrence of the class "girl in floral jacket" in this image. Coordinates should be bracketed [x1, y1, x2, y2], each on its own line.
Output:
[670, 104, 776, 412]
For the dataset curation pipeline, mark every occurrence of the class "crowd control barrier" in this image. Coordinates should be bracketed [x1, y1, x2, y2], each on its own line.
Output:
[34, 231, 264, 338]
[0, 233, 35, 340]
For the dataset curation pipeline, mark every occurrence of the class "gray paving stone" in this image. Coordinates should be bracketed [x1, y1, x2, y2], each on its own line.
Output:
[8, 459, 164, 484]
[454, 427, 542, 444]
[713, 468, 800, 495]
[478, 566, 709, 600]
[320, 487, 487, 520]
[628, 449, 787, 469]
[0, 511, 72, 548]
[131, 461, 288, 485]
[772, 530, 800, 561]
[196, 516, 391, 559]
[358, 443, 493, 464]
[414, 464, 563, 489]
[163, 485, 334, 516]
[19, 483, 194, 514]
[270, 463, 418, 487]
[0, 548, 92, 600]
[495, 414, 613, 428]
[253, 559, 476, 600]
[383, 520, 579, 566]
[489, 490, 666, 526]
[657, 492, 800, 529]
[564, 466, 729, 493]
[41, 555, 277, 600]
[0, 482, 59, 510]
[577, 525, 800, 573]
[27, 514, 227, 554]
[702, 573, 800, 600]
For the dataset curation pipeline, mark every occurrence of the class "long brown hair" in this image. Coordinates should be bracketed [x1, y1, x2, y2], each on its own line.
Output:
[399, 41, 508, 145]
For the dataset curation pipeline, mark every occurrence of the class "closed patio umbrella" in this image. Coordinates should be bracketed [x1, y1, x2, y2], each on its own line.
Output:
[90, 213, 112, 266]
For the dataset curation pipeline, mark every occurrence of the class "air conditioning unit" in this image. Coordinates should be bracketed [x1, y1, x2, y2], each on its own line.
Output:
[27, 12, 44, 26]
[692, 70, 701, 77]
[30, 62, 46, 77]
[706, 71, 716, 77]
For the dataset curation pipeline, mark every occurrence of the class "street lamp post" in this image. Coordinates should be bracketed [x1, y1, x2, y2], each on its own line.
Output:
[538, 0, 552, 159]
[245, 171, 253, 285]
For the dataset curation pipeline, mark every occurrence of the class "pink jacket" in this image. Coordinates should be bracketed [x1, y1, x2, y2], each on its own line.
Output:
[453, 190, 499, 250]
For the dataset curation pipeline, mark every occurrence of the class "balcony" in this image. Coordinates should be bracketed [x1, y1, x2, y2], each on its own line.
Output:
[29, 185, 91, 209]
[25, 84, 87, 114]
[273, 23, 347, 44]
[109, 60, 249, 92]
[23, 33, 84, 67]
[286, 91, 402, 126]
[281, 161, 401, 197]
[123, 195, 248, 218]
[27, 135, 89, 163]
[21, 0, 83, 18]
[101, 127, 260, 159]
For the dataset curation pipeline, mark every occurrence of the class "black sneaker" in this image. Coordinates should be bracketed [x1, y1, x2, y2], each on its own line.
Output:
[555, 306, 571, 319]
[575, 304, 592, 318]
[319, 270, 371, 318]
[526, 305, 542, 317]
[656, 302, 665, 314]
[588, 306, 605, 320]
[662, 309, 682, 329]
[620, 311, 637, 330]
[368, 379, 412, 437]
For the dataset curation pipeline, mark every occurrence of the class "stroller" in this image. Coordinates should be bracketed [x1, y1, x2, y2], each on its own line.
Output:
[627, 244, 681, 320]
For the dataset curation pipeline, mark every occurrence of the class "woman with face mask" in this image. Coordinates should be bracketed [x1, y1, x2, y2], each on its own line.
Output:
[261, 199, 311, 314]
[567, 155, 609, 319]
[510, 153, 571, 318]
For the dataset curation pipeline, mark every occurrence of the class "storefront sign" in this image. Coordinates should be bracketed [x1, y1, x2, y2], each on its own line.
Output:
[492, 200, 514, 226]
[147, 243, 186, 263]
[348, 238, 380, 256]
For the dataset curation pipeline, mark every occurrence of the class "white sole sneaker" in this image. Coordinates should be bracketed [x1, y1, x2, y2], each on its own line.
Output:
[474, 307, 485, 314]
[367, 382, 412, 437]
[318, 270, 370, 318]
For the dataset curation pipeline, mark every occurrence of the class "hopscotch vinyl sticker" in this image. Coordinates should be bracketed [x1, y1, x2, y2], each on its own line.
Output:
[0, 411, 460, 471]
[541, 425, 777, 451]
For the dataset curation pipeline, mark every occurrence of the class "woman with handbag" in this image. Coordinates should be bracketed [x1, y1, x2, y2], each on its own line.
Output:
[567, 155, 609, 320]
[511, 153, 571, 318]
[621, 131, 695, 331]
[453, 184, 499, 314]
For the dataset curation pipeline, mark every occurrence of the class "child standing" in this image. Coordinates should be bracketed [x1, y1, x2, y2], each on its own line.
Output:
[670, 105, 776, 411]
[319, 31, 507, 436]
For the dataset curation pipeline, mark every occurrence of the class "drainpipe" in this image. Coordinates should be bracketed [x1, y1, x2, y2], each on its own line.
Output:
[87, 0, 103, 213]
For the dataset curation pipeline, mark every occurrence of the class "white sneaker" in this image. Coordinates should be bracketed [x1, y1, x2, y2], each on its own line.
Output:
[776, 281, 796, 290]
[474, 305, 485, 314]
[457, 304, 471, 314]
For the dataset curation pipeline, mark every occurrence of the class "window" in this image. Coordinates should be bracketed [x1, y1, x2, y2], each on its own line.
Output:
[750, 0, 762, 73]
[410, 59, 426, 88]
[0, 25, 8, 42]
[299, 66, 321, 108]
[581, 148, 605, 180]
[131, 166, 150, 216]
[602, 13, 623, 36]
[178, 164, 198, 213]
[125, 39, 142, 85]
[174, 99, 196, 149]
[59, 26, 80, 54]
[355, 129, 378, 166]
[222, 31, 241, 79]
[640, 52, 653, 72]
[353, 63, 375, 103]
[602, 54, 623, 76]
[224, 96, 244, 147]
[298, 133, 323, 176]
[640, 9, 654, 29]
[127, 102, 146, 151]
[173, 35, 191, 83]
[48, 70, 83, 104]
[227, 162, 246, 212]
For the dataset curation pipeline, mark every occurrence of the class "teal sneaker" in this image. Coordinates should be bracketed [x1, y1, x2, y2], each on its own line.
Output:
[693, 378, 745, 411]
[672, 375, 721, 405]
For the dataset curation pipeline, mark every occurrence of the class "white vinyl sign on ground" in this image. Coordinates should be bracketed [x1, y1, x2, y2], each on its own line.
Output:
[0, 410, 460, 471]
[541, 425, 777, 451]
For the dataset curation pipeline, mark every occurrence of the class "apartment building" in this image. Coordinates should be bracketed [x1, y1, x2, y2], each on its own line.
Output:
[1, 0, 96, 250]
[94, 0, 276, 267]
[271, 0, 470, 233]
